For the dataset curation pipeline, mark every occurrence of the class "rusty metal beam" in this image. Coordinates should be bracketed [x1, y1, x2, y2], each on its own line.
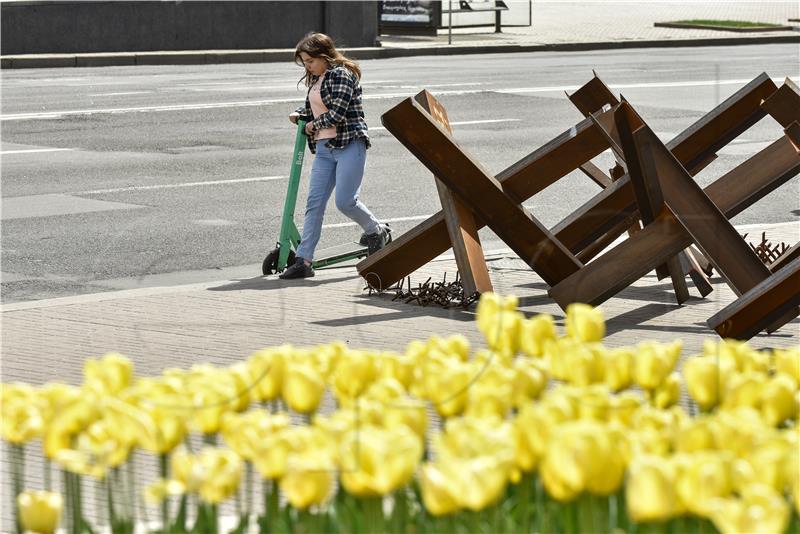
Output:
[613, 103, 689, 302]
[707, 256, 800, 340]
[414, 90, 492, 296]
[378, 97, 582, 286]
[632, 121, 771, 295]
[761, 77, 800, 128]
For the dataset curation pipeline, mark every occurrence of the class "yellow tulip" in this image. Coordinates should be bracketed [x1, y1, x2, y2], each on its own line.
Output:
[604, 348, 634, 392]
[760, 373, 797, 426]
[709, 483, 790, 534]
[331, 350, 377, 403]
[683, 356, 734, 411]
[565, 343, 605, 387]
[722, 372, 767, 410]
[279, 451, 334, 509]
[247, 347, 286, 402]
[199, 448, 242, 504]
[519, 314, 556, 357]
[676, 452, 733, 516]
[443, 334, 471, 361]
[773, 347, 800, 383]
[363, 377, 405, 405]
[674, 418, 715, 453]
[577, 384, 612, 422]
[339, 424, 422, 496]
[464, 381, 512, 420]
[420, 462, 460, 516]
[44, 401, 98, 459]
[633, 341, 680, 391]
[106, 398, 186, 455]
[169, 446, 242, 504]
[511, 359, 547, 407]
[221, 410, 289, 461]
[379, 351, 415, 389]
[608, 392, 642, 427]
[1, 383, 44, 444]
[483, 311, 524, 359]
[653, 372, 681, 408]
[436, 417, 516, 464]
[17, 490, 62, 534]
[283, 362, 325, 414]
[541, 421, 625, 500]
[76, 418, 130, 468]
[54, 448, 106, 478]
[83, 353, 133, 397]
[382, 398, 428, 441]
[565, 303, 605, 342]
[626, 456, 681, 522]
[427, 362, 471, 418]
[451, 454, 513, 511]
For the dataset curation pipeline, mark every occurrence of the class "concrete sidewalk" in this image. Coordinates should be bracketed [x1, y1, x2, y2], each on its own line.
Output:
[2, 1, 798, 68]
[2, 220, 798, 530]
[3, 221, 799, 388]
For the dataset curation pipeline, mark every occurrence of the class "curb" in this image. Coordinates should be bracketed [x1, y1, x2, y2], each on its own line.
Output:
[2, 35, 799, 69]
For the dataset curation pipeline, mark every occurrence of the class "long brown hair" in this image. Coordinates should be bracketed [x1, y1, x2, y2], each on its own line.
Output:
[295, 32, 361, 87]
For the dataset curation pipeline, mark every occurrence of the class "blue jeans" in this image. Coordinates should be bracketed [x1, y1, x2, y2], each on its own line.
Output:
[296, 139, 380, 260]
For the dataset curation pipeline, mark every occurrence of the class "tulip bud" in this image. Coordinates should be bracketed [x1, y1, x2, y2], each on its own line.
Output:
[760, 373, 797, 426]
[283, 362, 325, 414]
[653, 373, 681, 409]
[683, 356, 733, 411]
[773, 347, 800, 383]
[420, 462, 460, 516]
[565, 303, 605, 342]
[248, 348, 286, 402]
[519, 314, 556, 357]
[17, 490, 63, 534]
[626, 456, 680, 523]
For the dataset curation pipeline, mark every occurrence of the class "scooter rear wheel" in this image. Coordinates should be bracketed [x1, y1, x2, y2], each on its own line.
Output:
[262, 248, 296, 275]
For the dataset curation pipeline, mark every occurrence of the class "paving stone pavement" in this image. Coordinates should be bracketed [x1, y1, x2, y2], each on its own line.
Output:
[2, 217, 798, 530]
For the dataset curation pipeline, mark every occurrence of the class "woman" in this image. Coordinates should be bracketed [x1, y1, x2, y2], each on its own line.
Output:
[280, 32, 388, 280]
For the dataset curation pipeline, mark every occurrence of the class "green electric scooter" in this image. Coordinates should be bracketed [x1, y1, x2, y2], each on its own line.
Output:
[261, 121, 390, 275]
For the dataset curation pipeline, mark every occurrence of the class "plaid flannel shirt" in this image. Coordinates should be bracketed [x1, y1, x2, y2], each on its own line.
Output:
[294, 66, 370, 154]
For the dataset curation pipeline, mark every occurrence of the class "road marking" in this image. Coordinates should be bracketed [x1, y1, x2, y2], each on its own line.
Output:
[1, 148, 72, 155]
[323, 214, 433, 229]
[89, 91, 152, 96]
[76, 176, 285, 195]
[371, 118, 519, 131]
[4, 77, 795, 121]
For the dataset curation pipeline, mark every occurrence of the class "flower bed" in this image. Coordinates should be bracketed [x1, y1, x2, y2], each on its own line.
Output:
[3, 294, 798, 533]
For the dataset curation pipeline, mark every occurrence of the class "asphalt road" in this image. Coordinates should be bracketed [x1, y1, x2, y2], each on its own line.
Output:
[2, 44, 799, 303]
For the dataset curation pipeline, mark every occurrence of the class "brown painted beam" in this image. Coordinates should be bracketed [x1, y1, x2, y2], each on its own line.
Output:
[707, 256, 800, 340]
[413, 90, 492, 296]
[567, 72, 619, 117]
[785, 121, 800, 153]
[378, 97, 582, 286]
[358, 112, 609, 289]
[613, 103, 689, 303]
[549, 135, 800, 307]
[761, 78, 800, 128]
[631, 121, 772, 296]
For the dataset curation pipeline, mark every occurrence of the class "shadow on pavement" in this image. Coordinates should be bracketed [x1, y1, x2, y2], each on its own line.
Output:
[207, 273, 361, 291]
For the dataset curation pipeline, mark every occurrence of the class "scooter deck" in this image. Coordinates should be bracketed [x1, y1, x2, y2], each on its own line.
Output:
[312, 242, 368, 269]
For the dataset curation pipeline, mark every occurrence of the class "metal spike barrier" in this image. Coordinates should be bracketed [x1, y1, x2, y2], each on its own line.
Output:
[744, 232, 790, 265]
[365, 272, 480, 309]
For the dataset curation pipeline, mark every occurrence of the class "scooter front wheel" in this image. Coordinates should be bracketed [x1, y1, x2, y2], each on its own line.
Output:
[262, 248, 296, 275]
